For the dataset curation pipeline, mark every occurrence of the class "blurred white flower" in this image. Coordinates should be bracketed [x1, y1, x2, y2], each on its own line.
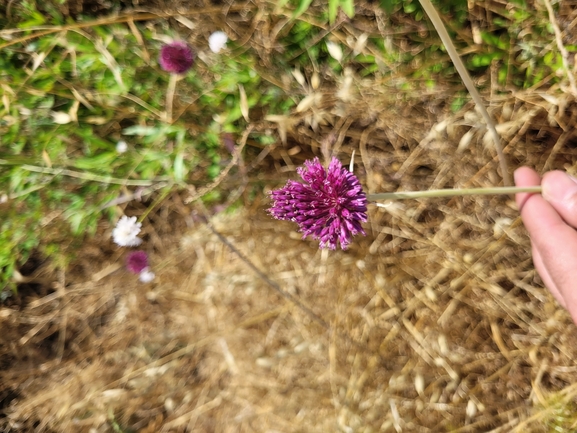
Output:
[139, 268, 156, 283]
[208, 31, 228, 53]
[116, 140, 128, 153]
[19, 107, 32, 116]
[353, 34, 368, 56]
[50, 111, 72, 124]
[112, 216, 142, 247]
[326, 41, 343, 63]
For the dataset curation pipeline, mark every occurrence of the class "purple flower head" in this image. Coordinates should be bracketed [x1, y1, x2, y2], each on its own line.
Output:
[159, 41, 195, 74]
[268, 157, 368, 250]
[126, 251, 149, 274]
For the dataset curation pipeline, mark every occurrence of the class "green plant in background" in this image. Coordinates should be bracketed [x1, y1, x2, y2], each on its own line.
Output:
[0, 2, 288, 294]
[465, 3, 564, 89]
[545, 399, 577, 432]
[302, 0, 566, 92]
[280, 0, 355, 22]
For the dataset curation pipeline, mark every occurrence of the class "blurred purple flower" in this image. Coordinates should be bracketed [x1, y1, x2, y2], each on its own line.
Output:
[159, 41, 195, 74]
[221, 132, 236, 154]
[126, 251, 149, 274]
[268, 157, 368, 250]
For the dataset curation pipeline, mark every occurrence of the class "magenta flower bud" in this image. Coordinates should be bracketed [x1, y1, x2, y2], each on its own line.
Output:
[268, 157, 368, 250]
[126, 251, 149, 274]
[159, 41, 195, 74]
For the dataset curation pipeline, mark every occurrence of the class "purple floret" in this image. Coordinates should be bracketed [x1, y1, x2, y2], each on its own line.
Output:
[159, 41, 195, 74]
[126, 251, 149, 274]
[268, 157, 368, 250]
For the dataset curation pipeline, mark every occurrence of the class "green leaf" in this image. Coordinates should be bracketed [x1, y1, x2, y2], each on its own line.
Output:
[379, 0, 396, 14]
[329, 0, 339, 23]
[74, 152, 117, 170]
[340, 0, 355, 18]
[173, 152, 186, 182]
[470, 52, 503, 68]
[66, 210, 86, 235]
[404, 3, 417, 13]
[293, 0, 314, 18]
[122, 125, 161, 136]
[17, 11, 46, 28]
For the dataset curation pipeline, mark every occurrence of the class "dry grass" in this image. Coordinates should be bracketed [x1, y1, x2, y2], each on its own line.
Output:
[3, 89, 577, 432]
[3, 1, 577, 432]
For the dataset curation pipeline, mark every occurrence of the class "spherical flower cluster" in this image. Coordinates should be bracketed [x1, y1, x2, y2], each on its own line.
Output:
[268, 157, 368, 250]
[126, 250, 149, 274]
[126, 251, 156, 283]
[116, 140, 128, 153]
[112, 216, 142, 247]
[208, 31, 228, 53]
[112, 214, 156, 282]
[159, 41, 195, 74]
[139, 268, 156, 283]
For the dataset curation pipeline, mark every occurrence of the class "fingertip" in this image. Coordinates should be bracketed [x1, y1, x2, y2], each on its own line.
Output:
[514, 166, 540, 187]
[542, 170, 577, 200]
[541, 170, 577, 227]
[514, 167, 541, 211]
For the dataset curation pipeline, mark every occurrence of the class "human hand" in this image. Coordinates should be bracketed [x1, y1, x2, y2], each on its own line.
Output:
[515, 167, 577, 324]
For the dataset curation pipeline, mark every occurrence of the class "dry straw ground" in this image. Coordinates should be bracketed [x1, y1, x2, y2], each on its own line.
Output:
[2, 1, 577, 432]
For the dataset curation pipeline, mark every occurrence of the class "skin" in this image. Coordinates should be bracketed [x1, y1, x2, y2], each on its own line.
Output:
[515, 167, 577, 324]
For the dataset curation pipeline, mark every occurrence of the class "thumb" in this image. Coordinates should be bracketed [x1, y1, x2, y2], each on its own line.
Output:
[542, 171, 577, 228]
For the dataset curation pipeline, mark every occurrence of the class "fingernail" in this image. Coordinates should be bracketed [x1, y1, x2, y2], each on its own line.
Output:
[542, 171, 577, 204]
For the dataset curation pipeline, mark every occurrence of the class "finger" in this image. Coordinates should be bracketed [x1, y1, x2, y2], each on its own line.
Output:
[531, 243, 566, 308]
[514, 167, 577, 321]
[518, 189, 577, 322]
[514, 166, 541, 212]
[542, 170, 577, 229]
[514, 167, 562, 300]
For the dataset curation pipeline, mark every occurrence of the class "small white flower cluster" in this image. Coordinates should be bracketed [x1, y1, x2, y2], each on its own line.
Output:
[112, 216, 155, 283]
[139, 268, 156, 283]
[112, 216, 142, 247]
[208, 31, 228, 54]
[116, 140, 128, 153]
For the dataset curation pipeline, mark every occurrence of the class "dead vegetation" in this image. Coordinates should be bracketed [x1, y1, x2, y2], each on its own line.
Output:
[2, 1, 577, 432]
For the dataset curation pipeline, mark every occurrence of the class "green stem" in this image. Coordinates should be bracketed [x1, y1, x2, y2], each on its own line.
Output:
[367, 186, 541, 201]
[165, 74, 177, 123]
[0, 160, 170, 186]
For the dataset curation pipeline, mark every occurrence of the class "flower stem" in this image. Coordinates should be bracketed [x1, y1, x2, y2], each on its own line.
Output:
[165, 74, 177, 123]
[367, 186, 542, 201]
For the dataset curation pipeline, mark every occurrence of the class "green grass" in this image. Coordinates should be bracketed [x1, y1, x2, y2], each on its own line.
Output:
[0, 4, 285, 292]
